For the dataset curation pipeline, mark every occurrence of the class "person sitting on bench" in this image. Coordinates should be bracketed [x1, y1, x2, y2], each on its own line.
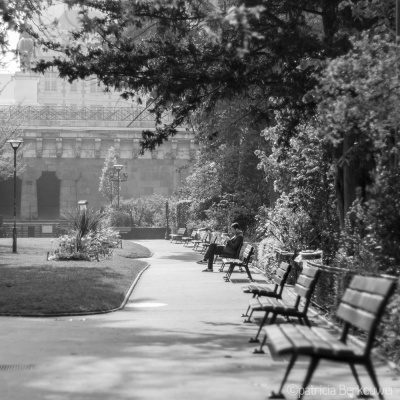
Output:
[196, 223, 243, 272]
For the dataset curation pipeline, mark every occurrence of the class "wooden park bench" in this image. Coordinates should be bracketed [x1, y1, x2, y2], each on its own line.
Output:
[223, 244, 254, 282]
[263, 275, 397, 400]
[241, 262, 292, 320]
[192, 230, 210, 251]
[199, 232, 219, 257]
[247, 265, 320, 349]
[218, 241, 243, 272]
[170, 227, 186, 243]
[182, 230, 197, 246]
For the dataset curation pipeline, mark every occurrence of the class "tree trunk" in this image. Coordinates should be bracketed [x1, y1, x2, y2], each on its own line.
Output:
[335, 132, 358, 228]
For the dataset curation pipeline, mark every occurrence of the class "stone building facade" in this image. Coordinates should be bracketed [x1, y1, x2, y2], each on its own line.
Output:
[0, 72, 195, 221]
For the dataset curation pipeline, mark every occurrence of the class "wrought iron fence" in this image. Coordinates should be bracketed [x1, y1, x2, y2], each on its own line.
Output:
[0, 105, 173, 123]
[250, 244, 398, 316]
[306, 260, 398, 315]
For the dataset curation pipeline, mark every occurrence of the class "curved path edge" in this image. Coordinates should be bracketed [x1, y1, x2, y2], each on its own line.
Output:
[0, 262, 150, 319]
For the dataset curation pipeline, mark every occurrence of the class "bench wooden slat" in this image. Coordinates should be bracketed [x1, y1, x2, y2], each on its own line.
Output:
[294, 283, 313, 299]
[301, 265, 320, 278]
[350, 275, 394, 295]
[310, 327, 355, 356]
[336, 303, 376, 332]
[273, 275, 284, 286]
[341, 289, 383, 315]
[295, 275, 314, 288]
[266, 325, 355, 357]
[257, 297, 291, 311]
[275, 268, 286, 279]
[265, 325, 295, 352]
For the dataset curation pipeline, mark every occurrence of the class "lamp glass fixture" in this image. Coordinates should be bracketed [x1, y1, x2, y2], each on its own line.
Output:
[7, 139, 23, 150]
[114, 164, 124, 171]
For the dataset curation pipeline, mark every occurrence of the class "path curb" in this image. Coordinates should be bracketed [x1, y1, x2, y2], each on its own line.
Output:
[0, 263, 150, 319]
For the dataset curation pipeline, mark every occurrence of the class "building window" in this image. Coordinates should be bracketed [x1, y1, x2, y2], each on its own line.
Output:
[44, 72, 57, 91]
[70, 81, 77, 92]
[89, 80, 103, 93]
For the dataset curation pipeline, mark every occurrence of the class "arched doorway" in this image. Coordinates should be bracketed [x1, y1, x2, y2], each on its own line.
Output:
[0, 178, 22, 218]
[37, 172, 60, 219]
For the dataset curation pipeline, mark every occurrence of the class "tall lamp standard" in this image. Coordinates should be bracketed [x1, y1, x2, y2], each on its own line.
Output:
[165, 200, 169, 240]
[7, 139, 23, 253]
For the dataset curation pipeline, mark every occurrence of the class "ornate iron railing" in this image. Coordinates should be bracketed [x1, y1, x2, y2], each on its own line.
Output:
[0, 105, 172, 123]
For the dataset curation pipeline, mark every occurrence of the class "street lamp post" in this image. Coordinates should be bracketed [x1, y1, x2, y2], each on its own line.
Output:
[165, 200, 169, 240]
[110, 164, 127, 210]
[7, 139, 23, 253]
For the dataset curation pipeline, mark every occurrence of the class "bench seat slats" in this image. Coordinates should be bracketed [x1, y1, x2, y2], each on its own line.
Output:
[222, 257, 241, 264]
[242, 283, 272, 294]
[266, 325, 355, 357]
[265, 325, 295, 352]
[249, 297, 292, 312]
[242, 263, 290, 297]
[311, 327, 356, 356]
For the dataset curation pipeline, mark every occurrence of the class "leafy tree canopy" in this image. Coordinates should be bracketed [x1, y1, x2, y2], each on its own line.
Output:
[30, 0, 391, 150]
[0, 0, 43, 55]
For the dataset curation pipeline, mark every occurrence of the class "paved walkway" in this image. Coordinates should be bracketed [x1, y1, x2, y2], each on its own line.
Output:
[0, 240, 399, 400]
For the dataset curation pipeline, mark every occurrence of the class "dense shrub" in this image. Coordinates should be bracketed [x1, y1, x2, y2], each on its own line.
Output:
[107, 195, 170, 227]
[50, 208, 119, 261]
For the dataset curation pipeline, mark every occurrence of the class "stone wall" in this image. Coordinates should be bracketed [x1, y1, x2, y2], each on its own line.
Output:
[18, 129, 196, 220]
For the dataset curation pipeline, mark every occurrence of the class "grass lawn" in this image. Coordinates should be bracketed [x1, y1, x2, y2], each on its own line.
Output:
[0, 238, 152, 316]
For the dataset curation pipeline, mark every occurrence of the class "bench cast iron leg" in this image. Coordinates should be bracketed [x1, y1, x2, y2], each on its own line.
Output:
[226, 264, 234, 280]
[242, 297, 255, 318]
[365, 360, 384, 400]
[269, 353, 298, 399]
[244, 265, 254, 282]
[249, 311, 269, 343]
[243, 308, 253, 322]
[298, 357, 320, 400]
[224, 264, 233, 281]
[253, 333, 267, 354]
[348, 363, 369, 398]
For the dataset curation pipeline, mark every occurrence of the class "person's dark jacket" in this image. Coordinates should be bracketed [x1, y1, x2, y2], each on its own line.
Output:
[221, 233, 243, 257]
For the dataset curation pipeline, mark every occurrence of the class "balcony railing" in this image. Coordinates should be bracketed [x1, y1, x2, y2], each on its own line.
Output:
[0, 105, 172, 123]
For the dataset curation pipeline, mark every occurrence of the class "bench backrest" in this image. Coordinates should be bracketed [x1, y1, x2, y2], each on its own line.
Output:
[177, 228, 186, 235]
[336, 275, 396, 355]
[235, 242, 243, 259]
[207, 233, 217, 243]
[200, 231, 210, 242]
[218, 234, 228, 246]
[293, 265, 320, 313]
[272, 262, 292, 297]
[241, 244, 254, 266]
